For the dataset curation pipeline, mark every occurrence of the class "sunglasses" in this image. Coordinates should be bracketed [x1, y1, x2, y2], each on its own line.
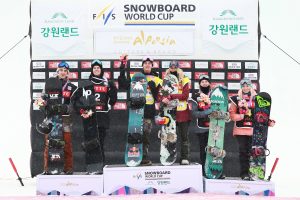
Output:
[199, 74, 209, 79]
[240, 79, 252, 85]
[58, 61, 69, 69]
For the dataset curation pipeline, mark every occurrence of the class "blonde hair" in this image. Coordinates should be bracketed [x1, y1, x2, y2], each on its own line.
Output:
[165, 68, 184, 82]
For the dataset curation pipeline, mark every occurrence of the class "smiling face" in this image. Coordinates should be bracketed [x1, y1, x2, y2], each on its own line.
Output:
[200, 79, 210, 87]
[143, 61, 152, 73]
[241, 83, 251, 93]
[57, 68, 69, 79]
[92, 65, 101, 76]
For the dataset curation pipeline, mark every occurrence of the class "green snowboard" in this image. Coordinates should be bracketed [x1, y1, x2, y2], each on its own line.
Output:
[205, 85, 229, 179]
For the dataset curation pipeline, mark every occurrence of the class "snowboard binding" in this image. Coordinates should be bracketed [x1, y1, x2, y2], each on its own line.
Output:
[208, 111, 230, 122]
[206, 146, 226, 158]
[36, 118, 53, 134]
[251, 146, 270, 157]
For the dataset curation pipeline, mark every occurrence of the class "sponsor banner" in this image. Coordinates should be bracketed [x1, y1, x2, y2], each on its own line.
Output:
[81, 61, 91, 69]
[114, 72, 121, 79]
[244, 72, 258, 80]
[32, 61, 46, 69]
[200, 0, 259, 60]
[194, 61, 208, 69]
[227, 62, 242, 70]
[227, 72, 242, 80]
[32, 72, 46, 79]
[48, 61, 60, 69]
[94, 29, 194, 56]
[69, 72, 79, 79]
[179, 61, 192, 69]
[227, 82, 241, 90]
[31, 0, 92, 60]
[32, 92, 42, 100]
[117, 92, 127, 100]
[211, 72, 225, 80]
[81, 72, 91, 79]
[211, 81, 225, 89]
[104, 72, 112, 79]
[102, 61, 111, 69]
[48, 72, 56, 78]
[32, 82, 45, 90]
[211, 61, 225, 69]
[194, 82, 199, 89]
[31, 0, 258, 60]
[194, 71, 209, 80]
[67, 61, 78, 69]
[114, 61, 121, 68]
[245, 62, 258, 69]
[184, 72, 192, 79]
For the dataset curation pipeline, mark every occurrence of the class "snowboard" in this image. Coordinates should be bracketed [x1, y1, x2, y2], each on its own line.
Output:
[249, 92, 272, 180]
[73, 80, 103, 174]
[156, 74, 179, 165]
[125, 72, 147, 167]
[44, 77, 64, 175]
[205, 85, 229, 179]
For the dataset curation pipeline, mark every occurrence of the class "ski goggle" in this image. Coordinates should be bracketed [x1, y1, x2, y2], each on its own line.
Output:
[142, 56, 153, 62]
[58, 61, 69, 70]
[169, 60, 179, 68]
[240, 78, 252, 86]
[199, 74, 210, 80]
[91, 59, 102, 67]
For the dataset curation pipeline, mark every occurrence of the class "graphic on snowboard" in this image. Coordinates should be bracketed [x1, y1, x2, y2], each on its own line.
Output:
[249, 92, 272, 180]
[125, 72, 147, 167]
[155, 74, 179, 165]
[205, 85, 229, 179]
[72, 80, 103, 174]
[37, 77, 65, 175]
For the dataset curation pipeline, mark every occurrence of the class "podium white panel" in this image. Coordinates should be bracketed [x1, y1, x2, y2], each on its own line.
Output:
[103, 163, 203, 195]
[36, 174, 103, 195]
[204, 178, 275, 196]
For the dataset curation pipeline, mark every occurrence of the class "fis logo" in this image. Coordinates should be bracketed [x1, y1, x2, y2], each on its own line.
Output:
[93, 3, 116, 25]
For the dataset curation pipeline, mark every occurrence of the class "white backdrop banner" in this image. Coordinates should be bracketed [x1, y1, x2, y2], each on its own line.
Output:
[30, 0, 259, 60]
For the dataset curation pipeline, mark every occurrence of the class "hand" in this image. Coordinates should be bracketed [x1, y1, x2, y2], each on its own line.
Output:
[120, 53, 128, 68]
[269, 119, 276, 127]
[35, 98, 45, 107]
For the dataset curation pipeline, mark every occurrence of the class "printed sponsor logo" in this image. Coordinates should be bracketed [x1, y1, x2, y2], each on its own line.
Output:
[194, 82, 199, 89]
[144, 170, 171, 180]
[104, 72, 111, 79]
[245, 62, 258, 69]
[211, 82, 225, 89]
[194, 71, 209, 80]
[113, 61, 121, 68]
[227, 62, 241, 69]
[211, 72, 225, 80]
[63, 91, 71, 98]
[130, 61, 142, 68]
[244, 73, 258, 80]
[67, 62, 78, 69]
[102, 61, 111, 69]
[48, 61, 60, 69]
[227, 82, 241, 90]
[32, 61, 46, 69]
[211, 61, 225, 69]
[92, 3, 116, 25]
[183, 72, 192, 79]
[113, 72, 120, 79]
[69, 72, 78, 79]
[178, 61, 191, 68]
[81, 72, 91, 79]
[117, 92, 127, 100]
[32, 92, 42, 100]
[94, 86, 108, 93]
[49, 72, 56, 78]
[32, 82, 45, 90]
[81, 61, 91, 69]
[227, 72, 241, 80]
[113, 102, 127, 110]
[32, 72, 45, 79]
[194, 62, 208, 69]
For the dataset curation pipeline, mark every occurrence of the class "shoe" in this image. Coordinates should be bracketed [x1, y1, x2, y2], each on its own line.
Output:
[180, 159, 190, 165]
[241, 175, 251, 181]
[41, 171, 51, 175]
[63, 170, 73, 175]
[88, 170, 102, 175]
[141, 159, 152, 166]
[218, 174, 226, 179]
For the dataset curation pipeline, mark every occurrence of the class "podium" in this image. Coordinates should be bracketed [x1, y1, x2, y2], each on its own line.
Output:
[36, 173, 103, 195]
[103, 163, 203, 195]
[204, 178, 275, 196]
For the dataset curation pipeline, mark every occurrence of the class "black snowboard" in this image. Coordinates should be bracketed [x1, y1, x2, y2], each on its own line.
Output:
[44, 77, 65, 175]
[73, 80, 103, 174]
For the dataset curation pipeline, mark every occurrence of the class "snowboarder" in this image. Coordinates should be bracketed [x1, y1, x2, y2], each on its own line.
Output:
[118, 55, 162, 166]
[229, 78, 275, 180]
[35, 61, 77, 175]
[161, 61, 191, 165]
